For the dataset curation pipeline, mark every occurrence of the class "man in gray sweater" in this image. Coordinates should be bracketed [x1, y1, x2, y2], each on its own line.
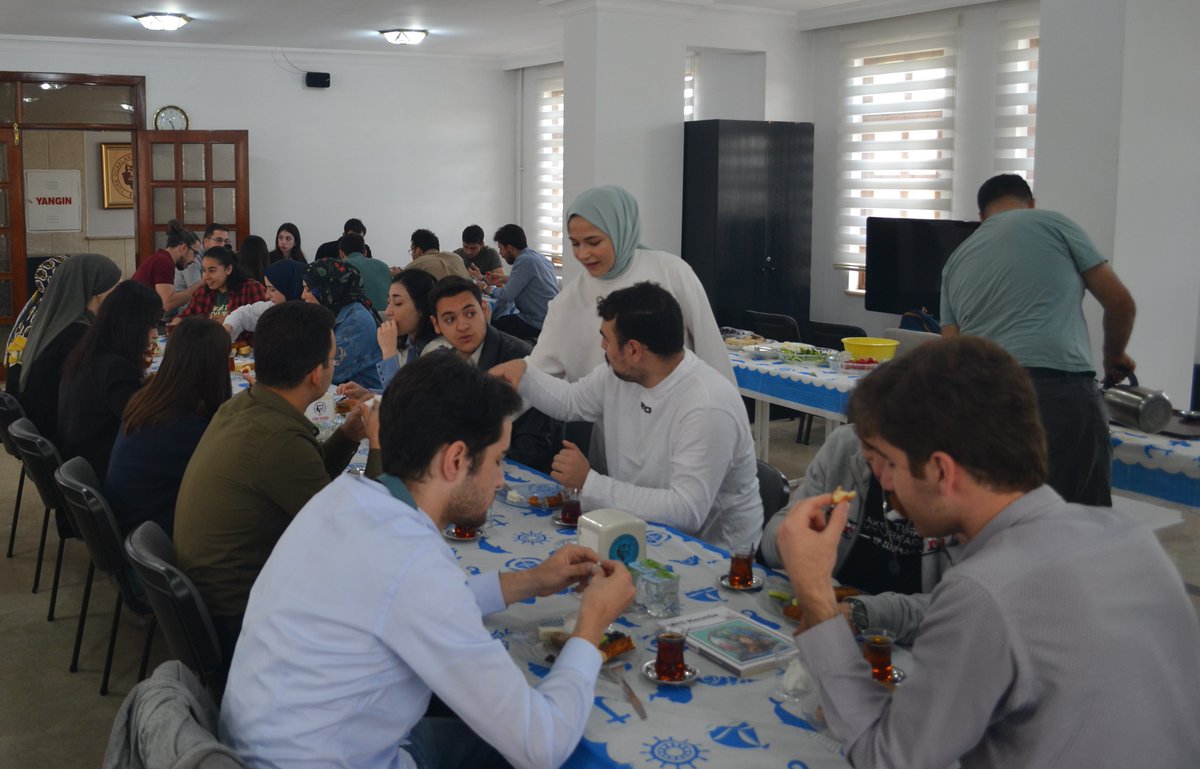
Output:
[775, 336, 1200, 768]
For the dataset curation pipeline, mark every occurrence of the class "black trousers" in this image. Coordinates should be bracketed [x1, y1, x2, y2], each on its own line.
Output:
[491, 313, 541, 342]
[1028, 370, 1112, 507]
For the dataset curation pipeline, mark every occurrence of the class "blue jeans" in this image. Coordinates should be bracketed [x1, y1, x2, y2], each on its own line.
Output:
[407, 717, 515, 769]
[1028, 370, 1112, 507]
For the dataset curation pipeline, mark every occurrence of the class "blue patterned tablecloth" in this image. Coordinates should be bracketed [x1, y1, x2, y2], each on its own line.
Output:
[728, 352, 862, 419]
[1111, 428, 1200, 507]
[454, 461, 851, 769]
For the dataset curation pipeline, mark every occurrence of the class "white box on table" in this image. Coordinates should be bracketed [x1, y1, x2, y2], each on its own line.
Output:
[577, 508, 646, 565]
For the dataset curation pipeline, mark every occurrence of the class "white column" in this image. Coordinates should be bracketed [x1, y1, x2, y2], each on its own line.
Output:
[558, 1, 688, 282]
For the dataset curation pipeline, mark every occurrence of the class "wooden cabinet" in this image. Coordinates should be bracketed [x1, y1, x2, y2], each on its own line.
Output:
[681, 119, 813, 328]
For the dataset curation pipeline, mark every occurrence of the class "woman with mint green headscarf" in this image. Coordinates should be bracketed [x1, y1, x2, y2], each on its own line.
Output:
[528, 185, 733, 385]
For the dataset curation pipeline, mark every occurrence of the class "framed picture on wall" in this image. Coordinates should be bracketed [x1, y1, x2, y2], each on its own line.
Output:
[101, 143, 134, 209]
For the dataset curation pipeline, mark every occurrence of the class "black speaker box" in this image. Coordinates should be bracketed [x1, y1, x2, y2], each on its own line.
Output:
[304, 72, 331, 88]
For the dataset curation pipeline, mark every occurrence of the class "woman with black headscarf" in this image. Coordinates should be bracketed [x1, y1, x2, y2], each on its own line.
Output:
[15, 254, 122, 442]
[302, 258, 382, 389]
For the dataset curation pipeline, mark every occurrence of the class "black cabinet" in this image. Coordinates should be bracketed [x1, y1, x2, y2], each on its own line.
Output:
[681, 119, 813, 328]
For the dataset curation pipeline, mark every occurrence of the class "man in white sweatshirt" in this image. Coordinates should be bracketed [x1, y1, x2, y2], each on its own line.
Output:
[491, 281, 761, 551]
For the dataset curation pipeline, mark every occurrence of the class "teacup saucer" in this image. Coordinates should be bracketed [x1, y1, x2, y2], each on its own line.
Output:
[718, 573, 763, 591]
[551, 515, 578, 528]
[640, 660, 698, 686]
[443, 525, 483, 542]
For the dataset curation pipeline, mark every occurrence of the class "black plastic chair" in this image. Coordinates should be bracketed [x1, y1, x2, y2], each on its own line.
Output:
[7, 417, 73, 619]
[55, 457, 156, 695]
[125, 522, 225, 699]
[743, 310, 815, 444]
[743, 310, 802, 343]
[0, 393, 30, 559]
[803, 320, 868, 352]
[756, 460, 791, 566]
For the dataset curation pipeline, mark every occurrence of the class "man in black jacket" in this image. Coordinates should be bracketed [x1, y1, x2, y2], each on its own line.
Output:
[428, 277, 560, 472]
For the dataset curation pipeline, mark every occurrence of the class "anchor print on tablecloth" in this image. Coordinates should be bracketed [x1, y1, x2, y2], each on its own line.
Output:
[594, 695, 631, 725]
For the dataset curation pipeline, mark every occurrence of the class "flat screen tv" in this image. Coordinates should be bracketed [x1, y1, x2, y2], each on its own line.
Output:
[865, 217, 981, 317]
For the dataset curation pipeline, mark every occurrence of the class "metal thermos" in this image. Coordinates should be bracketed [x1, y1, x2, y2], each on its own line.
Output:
[1103, 372, 1172, 434]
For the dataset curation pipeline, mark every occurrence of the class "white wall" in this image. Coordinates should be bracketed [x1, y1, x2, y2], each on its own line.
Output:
[0, 37, 517, 269]
[692, 50, 766, 122]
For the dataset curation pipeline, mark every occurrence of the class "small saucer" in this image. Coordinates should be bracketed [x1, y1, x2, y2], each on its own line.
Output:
[442, 525, 483, 542]
[551, 515, 578, 528]
[640, 660, 698, 686]
[718, 573, 763, 591]
[887, 666, 907, 684]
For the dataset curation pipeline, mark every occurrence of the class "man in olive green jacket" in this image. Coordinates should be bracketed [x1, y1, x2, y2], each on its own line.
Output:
[174, 302, 380, 669]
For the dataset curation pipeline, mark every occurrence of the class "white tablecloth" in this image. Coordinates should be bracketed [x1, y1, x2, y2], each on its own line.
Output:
[1111, 428, 1200, 507]
[460, 461, 851, 769]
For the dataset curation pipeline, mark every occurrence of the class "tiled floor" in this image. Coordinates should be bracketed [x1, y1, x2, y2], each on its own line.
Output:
[0, 417, 1195, 767]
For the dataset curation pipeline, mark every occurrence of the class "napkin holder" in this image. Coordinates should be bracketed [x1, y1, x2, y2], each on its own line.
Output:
[577, 508, 646, 565]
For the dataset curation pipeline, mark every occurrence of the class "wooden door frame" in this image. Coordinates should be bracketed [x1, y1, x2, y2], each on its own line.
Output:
[0, 129, 27, 321]
[135, 130, 250, 261]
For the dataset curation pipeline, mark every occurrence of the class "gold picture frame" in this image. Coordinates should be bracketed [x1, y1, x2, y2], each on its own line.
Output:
[101, 143, 134, 209]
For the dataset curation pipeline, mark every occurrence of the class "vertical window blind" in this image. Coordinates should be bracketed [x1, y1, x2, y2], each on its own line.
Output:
[535, 75, 565, 265]
[994, 17, 1039, 181]
[837, 30, 958, 267]
[684, 52, 696, 120]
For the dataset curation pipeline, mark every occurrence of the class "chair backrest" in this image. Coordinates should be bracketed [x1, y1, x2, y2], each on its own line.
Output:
[55, 458, 142, 597]
[881, 327, 941, 359]
[8, 417, 68, 514]
[744, 310, 801, 343]
[803, 320, 869, 351]
[0, 392, 26, 459]
[124, 522, 224, 683]
[756, 460, 791, 527]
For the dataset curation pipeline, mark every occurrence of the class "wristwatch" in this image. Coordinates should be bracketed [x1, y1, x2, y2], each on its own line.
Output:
[843, 597, 870, 634]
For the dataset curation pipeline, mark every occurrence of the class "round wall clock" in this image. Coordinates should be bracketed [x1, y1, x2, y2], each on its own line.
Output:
[153, 105, 189, 130]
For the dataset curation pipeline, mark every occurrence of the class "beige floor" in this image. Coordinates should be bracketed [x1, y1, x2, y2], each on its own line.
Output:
[0, 417, 1196, 767]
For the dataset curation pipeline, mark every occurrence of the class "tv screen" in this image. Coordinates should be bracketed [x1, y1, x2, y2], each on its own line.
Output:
[865, 217, 981, 317]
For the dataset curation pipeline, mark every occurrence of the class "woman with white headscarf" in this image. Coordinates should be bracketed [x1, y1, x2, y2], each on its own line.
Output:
[528, 185, 733, 385]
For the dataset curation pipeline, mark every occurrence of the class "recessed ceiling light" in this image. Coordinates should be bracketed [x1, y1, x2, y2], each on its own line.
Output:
[133, 13, 192, 31]
[381, 29, 428, 45]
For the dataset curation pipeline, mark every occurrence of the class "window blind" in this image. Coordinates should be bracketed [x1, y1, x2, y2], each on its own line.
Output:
[684, 52, 696, 120]
[837, 30, 957, 266]
[535, 75, 565, 265]
[994, 17, 1039, 181]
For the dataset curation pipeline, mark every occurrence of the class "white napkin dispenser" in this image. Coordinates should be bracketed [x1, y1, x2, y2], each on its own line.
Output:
[577, 508, 646, 565]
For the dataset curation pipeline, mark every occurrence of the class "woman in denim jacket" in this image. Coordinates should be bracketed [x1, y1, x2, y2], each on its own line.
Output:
[302, 259, 382, 390]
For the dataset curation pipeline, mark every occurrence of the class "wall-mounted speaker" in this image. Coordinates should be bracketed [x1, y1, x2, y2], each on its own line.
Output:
[304, 72, 331, 89]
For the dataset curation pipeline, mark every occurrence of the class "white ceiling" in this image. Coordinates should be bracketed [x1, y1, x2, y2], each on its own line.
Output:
[0, 0, 974, 63]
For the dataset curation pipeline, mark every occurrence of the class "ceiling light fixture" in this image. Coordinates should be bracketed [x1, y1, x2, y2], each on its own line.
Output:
[133, 13, 192, 31]
[381, 29, 428, 45]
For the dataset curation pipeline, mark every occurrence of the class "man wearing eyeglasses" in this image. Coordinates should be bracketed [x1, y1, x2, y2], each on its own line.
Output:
[168, 223, 231, 316]
[132, 224, 203, 313]
[174, 301, 380, 673]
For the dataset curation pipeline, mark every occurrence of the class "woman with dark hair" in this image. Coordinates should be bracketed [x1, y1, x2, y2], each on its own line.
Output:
[268, 222, 305, 264]
[221, 260, 305, 340]
[58, 280, 163, 479]
[176, 247, 267, 343]
[237, 234, 270, 283]
[16, 254, 123, 441]
[105, 317, 232, 536]
[302, 258, 382, 389]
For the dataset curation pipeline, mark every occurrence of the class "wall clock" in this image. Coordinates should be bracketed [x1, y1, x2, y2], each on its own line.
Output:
[153, 105, 189, 130]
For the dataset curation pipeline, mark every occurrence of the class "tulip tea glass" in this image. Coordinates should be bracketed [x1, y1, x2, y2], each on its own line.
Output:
[727, 547, 756, 588]
[560, 487, 582, 526]
[861, 627, 896, 683]
[655, 630, 688, 682]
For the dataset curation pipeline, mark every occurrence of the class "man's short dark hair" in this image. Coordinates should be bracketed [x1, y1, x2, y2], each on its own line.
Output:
[461, 224, 484, 244]
[493, 224, 528, 251]
[380, 350, 522, 482]
[977, 174, 1033, 214]
[255, 301, 336, 389]
[411, 229, 440, 252]
[847, 335, 1047, 492]
[429, 275, 482, 310]
[596, 281, 684, 357]
[343, 218, 366, 236]
[204, 223, 229, 240]
[338, 233, 365, 256]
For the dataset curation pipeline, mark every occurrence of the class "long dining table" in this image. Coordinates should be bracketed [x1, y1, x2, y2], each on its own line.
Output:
[447, 460, 871, 769]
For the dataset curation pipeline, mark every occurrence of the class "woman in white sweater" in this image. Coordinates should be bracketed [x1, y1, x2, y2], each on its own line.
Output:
[528, 185, 733, 386]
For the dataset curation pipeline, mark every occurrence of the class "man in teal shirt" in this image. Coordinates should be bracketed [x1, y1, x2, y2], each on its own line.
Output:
[940, 174, 1136, 506]
[340, 232, 391, 313]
